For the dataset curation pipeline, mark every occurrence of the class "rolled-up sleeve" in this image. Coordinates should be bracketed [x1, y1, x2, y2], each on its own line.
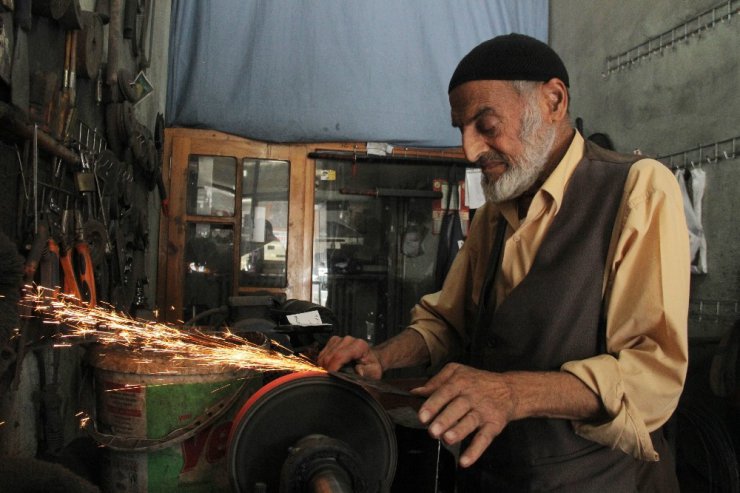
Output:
[408, 206, 501, 368]
[562, 160, 690, 461]
[408, 252, 471, 368]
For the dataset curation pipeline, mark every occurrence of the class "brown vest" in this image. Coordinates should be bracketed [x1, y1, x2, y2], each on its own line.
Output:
[464, 143, 647, 491]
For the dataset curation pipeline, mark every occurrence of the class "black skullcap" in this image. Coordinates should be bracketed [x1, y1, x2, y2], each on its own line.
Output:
[448, 33, 569, 92]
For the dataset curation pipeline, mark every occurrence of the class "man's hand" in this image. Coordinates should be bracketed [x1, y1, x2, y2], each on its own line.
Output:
[317, 335, 383, 379]
[411, 363, 516, 468]
[411, 363, 604, 468]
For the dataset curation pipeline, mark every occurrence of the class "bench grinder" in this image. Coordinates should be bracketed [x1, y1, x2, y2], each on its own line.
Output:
[227, 371, 397, 492]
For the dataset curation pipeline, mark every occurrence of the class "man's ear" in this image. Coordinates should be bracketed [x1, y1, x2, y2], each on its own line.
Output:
[541, 78, 569, 122]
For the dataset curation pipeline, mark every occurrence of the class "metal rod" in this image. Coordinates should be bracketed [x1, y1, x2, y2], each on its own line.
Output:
[308, 465, 354, 493]
[339, 187, 443, 199]
[37, 180, 77, 196]
[0, 102, 81, 164]
[603, 0, 740, 75]
[33, 124, 38, 234]
[307, 151, 468, 166]
[16, 144, 28, 200]
[656, 135, 740, 168]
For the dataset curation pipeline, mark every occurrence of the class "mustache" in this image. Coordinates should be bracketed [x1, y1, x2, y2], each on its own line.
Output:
[476, 151, 509, 168]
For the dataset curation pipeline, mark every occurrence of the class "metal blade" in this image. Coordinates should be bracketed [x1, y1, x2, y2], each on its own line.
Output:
[328, 369, 420, 399]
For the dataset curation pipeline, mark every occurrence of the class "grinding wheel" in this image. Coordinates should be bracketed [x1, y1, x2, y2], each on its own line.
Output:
[228, 371, 397, 493]
[76, 11, 104, 79]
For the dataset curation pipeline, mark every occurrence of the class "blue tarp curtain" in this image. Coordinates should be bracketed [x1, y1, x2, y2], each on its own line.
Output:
[166, 1, 548, 147]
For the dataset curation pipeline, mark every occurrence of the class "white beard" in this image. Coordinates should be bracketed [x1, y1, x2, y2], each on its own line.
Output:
[482, 97, 558, 204]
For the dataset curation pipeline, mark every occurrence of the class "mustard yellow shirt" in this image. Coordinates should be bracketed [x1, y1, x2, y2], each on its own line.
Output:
[409, 132, 690, 461]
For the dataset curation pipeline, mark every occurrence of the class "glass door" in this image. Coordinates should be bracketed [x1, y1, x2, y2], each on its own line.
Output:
[181, 154, 290, 322]
[312, 158, 468, 345]
[239, 159, 290, 288]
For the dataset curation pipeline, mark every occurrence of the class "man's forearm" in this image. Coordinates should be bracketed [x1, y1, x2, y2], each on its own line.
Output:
[375, 328, 431, 372]
[504, 370, 605, 421]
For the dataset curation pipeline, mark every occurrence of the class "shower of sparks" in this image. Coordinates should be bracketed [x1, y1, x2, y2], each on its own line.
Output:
[22, 286, 321, 374]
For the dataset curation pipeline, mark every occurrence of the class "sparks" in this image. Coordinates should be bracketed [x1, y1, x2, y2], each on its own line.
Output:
[22, 286, 321, 374]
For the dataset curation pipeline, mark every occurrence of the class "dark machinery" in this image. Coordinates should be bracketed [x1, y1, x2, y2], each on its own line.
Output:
[228, 371, 397, 493]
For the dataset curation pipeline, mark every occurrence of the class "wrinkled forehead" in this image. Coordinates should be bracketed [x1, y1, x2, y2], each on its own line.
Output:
[449, 80, 523, 126]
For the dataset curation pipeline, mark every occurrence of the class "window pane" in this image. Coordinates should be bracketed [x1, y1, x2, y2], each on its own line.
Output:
[240, 159, 290, 288]
[186, 155, 237, 216]
[183, 223, 233, 321]
[312, 159, 468, 346]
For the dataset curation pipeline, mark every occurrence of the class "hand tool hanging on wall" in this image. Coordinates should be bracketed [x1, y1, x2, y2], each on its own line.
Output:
[32, 0, 83, 29]
[14, 0, 33, 31]
[77, 148, 111, 301]
[122, 0, 136, 45]
[11, 20, 30, 117]
[153, 112, 168, 216]
[12, 0, 32, 116]
[24, 222, 50, 286]
[59, 208, 82, 301]
[74, 151, 97, 306]
[22, 124, 45, 283]
[15, 128, 43, 390]
[95, 0, 110, 24]
[39, 219, 62, 295]
[138, 0, 153, 70]
[39, 158, 72, 296]
[83, 217, 109, 300]
[29, 71, 59, 131]
[74, 208, 97, 306]
[75, 10, 104, 80]
[117, 67, 137, 103]
[106, 0, 123, 88]
[52, 30, 78, 141]
[0, 12, 13, 86]
[52, 32, 72, 139]
[52, 0, 83, 30]
[66, 29, 78, 130]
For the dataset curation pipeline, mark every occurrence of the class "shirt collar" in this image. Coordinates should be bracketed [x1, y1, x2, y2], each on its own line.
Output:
[498, 131, 584, 227]
[539, 130, 585, 212]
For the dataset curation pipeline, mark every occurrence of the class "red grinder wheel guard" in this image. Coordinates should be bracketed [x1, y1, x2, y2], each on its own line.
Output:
[228, 371, 397, 492]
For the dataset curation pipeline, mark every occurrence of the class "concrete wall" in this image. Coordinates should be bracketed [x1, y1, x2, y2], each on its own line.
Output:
[134, 0, 171, 309]
[550, 0, 740, 339]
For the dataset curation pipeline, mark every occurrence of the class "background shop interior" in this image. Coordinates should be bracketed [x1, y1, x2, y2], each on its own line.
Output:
[0, 0, 738, 492]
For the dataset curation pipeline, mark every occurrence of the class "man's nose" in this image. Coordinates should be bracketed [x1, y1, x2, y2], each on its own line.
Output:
[461, 127, 488, 163]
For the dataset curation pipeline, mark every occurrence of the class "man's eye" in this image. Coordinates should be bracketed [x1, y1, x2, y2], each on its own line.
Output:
[477, 123, 496, 135]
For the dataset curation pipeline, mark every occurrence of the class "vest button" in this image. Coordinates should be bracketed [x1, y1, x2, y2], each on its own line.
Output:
[486, 336, 498, 348]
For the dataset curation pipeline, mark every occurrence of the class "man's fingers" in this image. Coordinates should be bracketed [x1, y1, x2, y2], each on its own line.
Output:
[416, 364, 466, 425]
[411, 362, 459, 396]
[440, 410, 481, 445]
[316, 335, 342, 368]
[426, 396, 470, 439]
[458, 424, 500, 468]
[317, 336, 370, 371]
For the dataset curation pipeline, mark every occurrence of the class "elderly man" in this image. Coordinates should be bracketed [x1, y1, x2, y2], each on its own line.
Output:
[319, 33, 689, 491]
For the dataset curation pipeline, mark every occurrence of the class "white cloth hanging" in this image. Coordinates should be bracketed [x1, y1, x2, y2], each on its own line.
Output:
[675, 168, 708, 273]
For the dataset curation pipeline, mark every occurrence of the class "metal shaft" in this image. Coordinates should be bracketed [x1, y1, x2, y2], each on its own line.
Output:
[309, 465, 354, 493]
